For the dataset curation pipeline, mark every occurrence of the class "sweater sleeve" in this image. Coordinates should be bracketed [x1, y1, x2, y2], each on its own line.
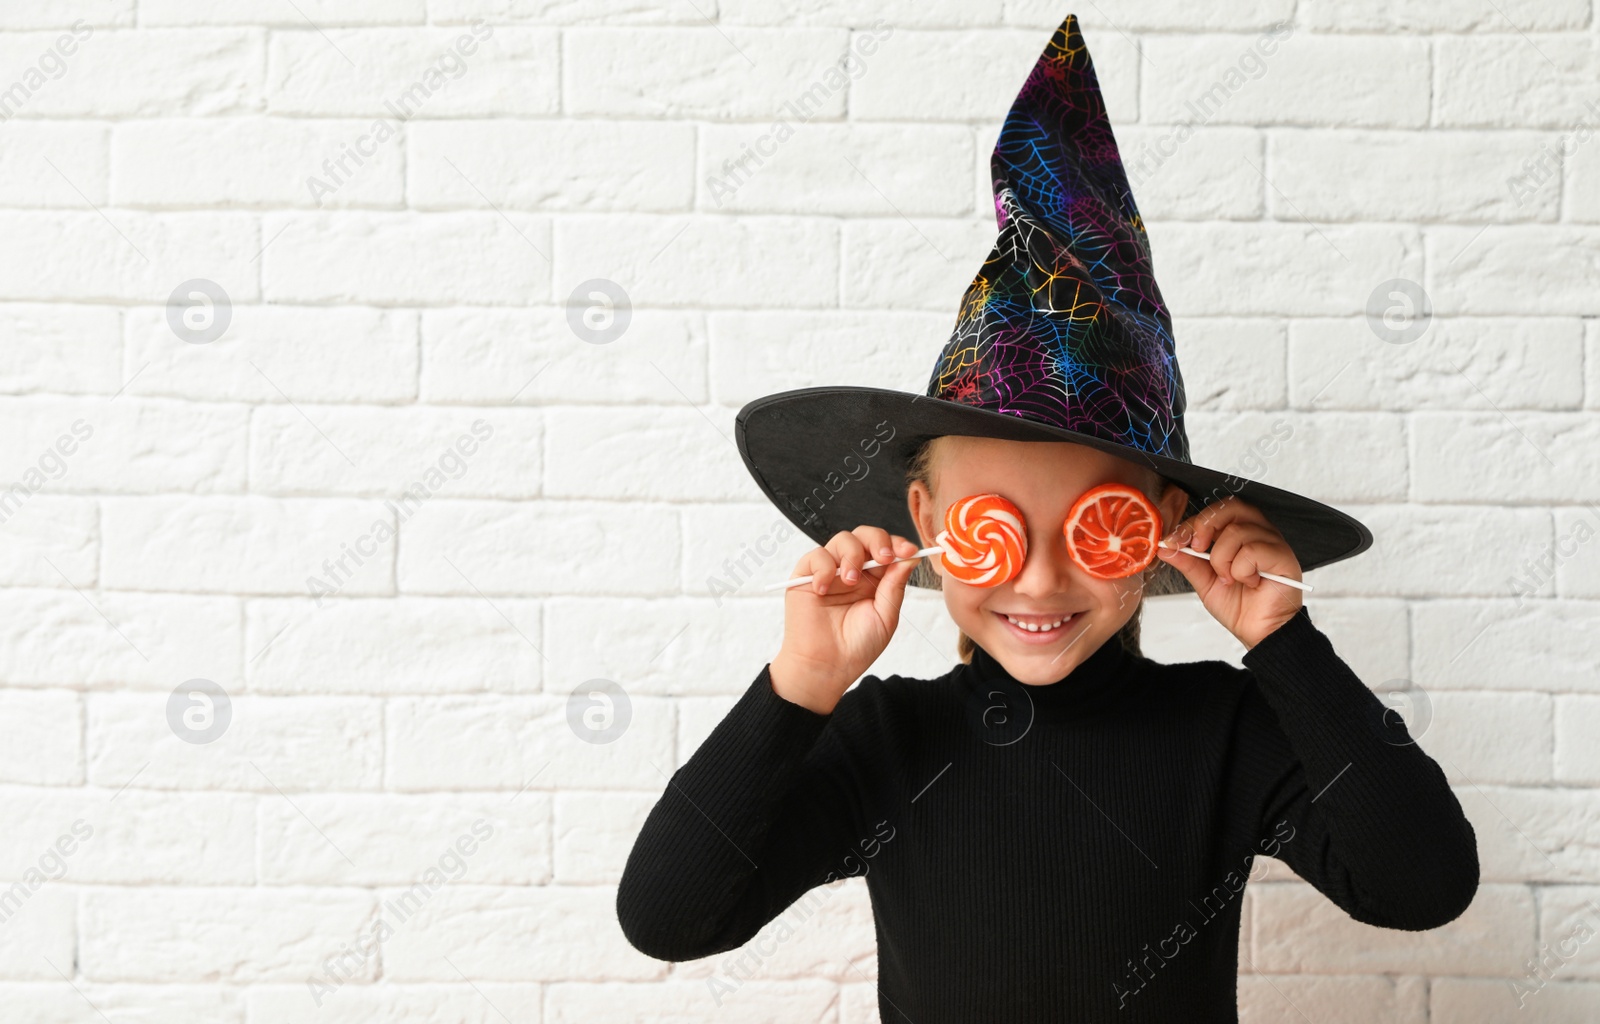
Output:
[615, 663, 878, 962]
[1238, 604, 1480, 931]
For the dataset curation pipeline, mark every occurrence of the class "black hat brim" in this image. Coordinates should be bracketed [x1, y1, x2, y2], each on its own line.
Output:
[735, 386, 1373, 597]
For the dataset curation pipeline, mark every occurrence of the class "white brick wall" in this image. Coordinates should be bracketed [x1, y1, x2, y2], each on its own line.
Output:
[0, 2, 1596, 1021]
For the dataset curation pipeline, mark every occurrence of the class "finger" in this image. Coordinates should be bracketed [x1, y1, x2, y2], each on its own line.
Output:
[1164, 495, 1272, 554]
[852, 524, 896, 572]
[1156, 536, 1219, 592]
[872, 537, 922, 624]
[796, 545, 839, 597]
[825, 530, 871, 587]
[1204, 522, 1280, 585]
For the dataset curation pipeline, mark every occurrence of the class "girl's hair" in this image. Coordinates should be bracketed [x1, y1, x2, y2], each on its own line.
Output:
[903, 435, 1181, 663]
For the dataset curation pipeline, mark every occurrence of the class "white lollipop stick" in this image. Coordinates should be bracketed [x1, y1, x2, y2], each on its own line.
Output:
[764, 546, 946, 592]
[1157, 539, 1312, 592]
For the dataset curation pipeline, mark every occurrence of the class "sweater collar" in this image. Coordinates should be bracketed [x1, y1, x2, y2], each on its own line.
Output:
[966, 631, 1133, 717]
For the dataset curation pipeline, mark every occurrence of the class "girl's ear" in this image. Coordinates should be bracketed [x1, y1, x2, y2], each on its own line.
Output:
[1157, 480, 1190, 536]
[906, 480, 939, 550]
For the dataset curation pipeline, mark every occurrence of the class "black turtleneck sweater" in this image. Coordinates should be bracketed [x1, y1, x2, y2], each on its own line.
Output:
[615, 605, 1479, 1021]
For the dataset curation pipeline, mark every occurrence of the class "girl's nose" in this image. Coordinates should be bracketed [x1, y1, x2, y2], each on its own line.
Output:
[1009, 522, 1071, 597]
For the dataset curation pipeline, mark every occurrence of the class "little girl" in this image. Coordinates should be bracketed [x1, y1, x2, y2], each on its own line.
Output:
[618, 14, 1478, 1021]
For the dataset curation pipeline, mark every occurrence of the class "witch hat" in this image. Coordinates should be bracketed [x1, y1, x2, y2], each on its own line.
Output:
[734, 13, 1372, 597]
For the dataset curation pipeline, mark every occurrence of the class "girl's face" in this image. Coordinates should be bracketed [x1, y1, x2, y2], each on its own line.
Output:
[907, 435, 1191, 687]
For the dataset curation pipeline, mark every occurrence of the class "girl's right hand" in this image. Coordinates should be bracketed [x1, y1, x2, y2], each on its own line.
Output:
[768, 527, 925, 715]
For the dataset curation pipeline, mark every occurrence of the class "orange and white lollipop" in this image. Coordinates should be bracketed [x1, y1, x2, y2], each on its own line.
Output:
[937, 493, 1028, 587]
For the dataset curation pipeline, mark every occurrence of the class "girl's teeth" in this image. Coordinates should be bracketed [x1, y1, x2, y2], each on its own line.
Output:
[1006, 614, 1068, 632]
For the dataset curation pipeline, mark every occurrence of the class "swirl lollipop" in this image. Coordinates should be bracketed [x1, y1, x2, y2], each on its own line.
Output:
[936, 493, 1028, 587]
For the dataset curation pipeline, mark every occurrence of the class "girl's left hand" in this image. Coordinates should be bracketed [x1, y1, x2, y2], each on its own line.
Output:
[1154, 495, 1303, 649]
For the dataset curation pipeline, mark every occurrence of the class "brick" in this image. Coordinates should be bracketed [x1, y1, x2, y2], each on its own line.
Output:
[1553, 507, 1600, 599]
[1590, 322, 1600, 411]
[0, 985, 244, 1021]
[0, 2, 133, 27]
[1428, 227, 1600, 315]
[112, 118, 404, 208]
[722, 0, 1001, 27]
[102, 496, 395, 596]
[1288, 317, 1586, 412]
[421, 307, 707, 405]
[1415, 691, 1552, 786]
[1302, 0, 1588, 31]
[0, 212, 260, 303]
[0, 886, 75, 980]
[0, 495, 97, 588]
[1147, 223, 1422, 316]
[258, 792, 550, 885]
[1432, 977, 1600, 1023]
[1142, 33, 1428, 129]
[0, 29, 262, 117]
[1570, 129, 1600, 222]
[841, 218, 1004, 312]
[553, 791, 655, 884]
[1121, 127, 1265, 221]
[1436, 36, 1600, 129]
[710, 311, 946, 406]
[555, 214, 838, 309]
[141, 0, 425, 25]
[247, 597, 541, 695]
[0, 785, 252, 884]
[852, 29, 1137, 124]
[1299, 505, 1553, 599]
[1006, 0, 1294, 31]
[0, 692, 81, 785]
[384, 694, 674, 791]
[251, 406, 539, 499]
[1269, 129, 1558, 222]
[1555, 697, 1600, 783]
[1254, 881, 1532, 975]
[268, 27, 558, 116]
[247, 983, 541, 1021]
[1463, 785, 1600, 884]
[261, 212, 551, 304]
[410, 120, 694, 212]
[1235, 973, 1423, 1024]
[432, 0, 711, 23]
[1538, 886, 1600, 980]
[378, 885, 665, 981]
[0, 304, 120, 395]
[125, 306, 419, 403]
[1413, 600, 1600, 693]
[1410, 414, 1600, 502]
[699, 123, 972, 216]
[397, 500, 680, 597]
[1168, 318, 1287, 412]
[543, 406, 750, 502]
[546, 596, 783, 696]
[565, 28, 849, 119]
[80, 887, 375, 982]
[0, 589, 239, 690]
[1185, 410, 1407, 503]
[88, 692, 383, 791]
[0, 121, 107, 207]
[0, 396, 248, 495]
